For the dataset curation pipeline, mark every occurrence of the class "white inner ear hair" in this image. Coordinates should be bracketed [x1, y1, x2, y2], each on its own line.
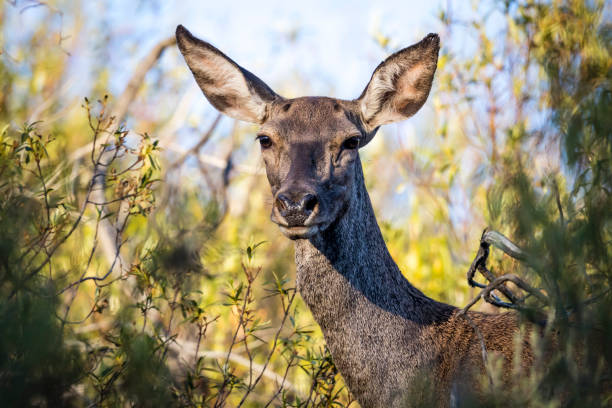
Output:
[360, 62, 427, 129]
[188, 49, 268, 123]
[360, 64, 402, 128]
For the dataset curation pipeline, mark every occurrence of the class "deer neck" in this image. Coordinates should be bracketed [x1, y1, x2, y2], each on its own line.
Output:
[293, 158, 456, 407]
[294, 157, 453, 331]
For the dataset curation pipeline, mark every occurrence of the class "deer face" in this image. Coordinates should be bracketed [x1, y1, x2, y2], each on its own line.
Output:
[176, 25, 439, 240]
[256, 97, 364, 239]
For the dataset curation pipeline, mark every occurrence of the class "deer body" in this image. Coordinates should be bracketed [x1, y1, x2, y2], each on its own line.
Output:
[295, 155, 527, 407]
[175, 26, 531, 407]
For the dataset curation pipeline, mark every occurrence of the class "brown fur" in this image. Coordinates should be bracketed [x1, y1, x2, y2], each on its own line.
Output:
[176, 25, 533, 407]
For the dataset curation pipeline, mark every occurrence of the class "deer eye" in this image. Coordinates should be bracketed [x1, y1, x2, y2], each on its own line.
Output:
[256, 135, 272, 149]
[342, 136, 360, 150]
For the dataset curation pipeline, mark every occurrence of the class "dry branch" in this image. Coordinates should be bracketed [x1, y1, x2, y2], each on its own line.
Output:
[168, 113, 222, 170]
[462, 228, 548, 313]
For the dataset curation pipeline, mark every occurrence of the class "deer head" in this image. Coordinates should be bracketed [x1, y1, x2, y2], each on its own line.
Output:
[176, 25, 439, 240]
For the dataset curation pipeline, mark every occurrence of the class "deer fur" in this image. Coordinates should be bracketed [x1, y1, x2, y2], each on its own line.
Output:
[176, 25, 533, 407]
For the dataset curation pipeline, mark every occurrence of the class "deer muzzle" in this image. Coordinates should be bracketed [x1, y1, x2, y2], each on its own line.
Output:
[272, 189, 321, 239]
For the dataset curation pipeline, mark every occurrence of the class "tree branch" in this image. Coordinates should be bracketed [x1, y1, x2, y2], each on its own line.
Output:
[89, 36, 176, 274]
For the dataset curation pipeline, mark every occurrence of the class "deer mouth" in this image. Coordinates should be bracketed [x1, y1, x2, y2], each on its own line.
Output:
[271, 203, 325, 239]
[277, 224, 321, 240]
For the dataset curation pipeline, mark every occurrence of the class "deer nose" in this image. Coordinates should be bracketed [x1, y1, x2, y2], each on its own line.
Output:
[275, 193, 319, 226]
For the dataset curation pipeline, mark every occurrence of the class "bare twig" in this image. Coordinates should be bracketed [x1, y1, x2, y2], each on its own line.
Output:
[163, 342, 303, 396]
[466, 228, 531, 307]
[461, 273, 547, 314]
[168, 113, 222, 170]
[156, 85, 200, 141]
[214, 271, 257, 408]
[263, 352, 298, 408]
[166, 142, 263, 175]
[237, 290, 297, 407]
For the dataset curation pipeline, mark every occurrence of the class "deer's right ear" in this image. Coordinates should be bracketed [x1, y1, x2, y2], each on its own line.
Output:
[176, 25, 281, 124]
[357, 34, 440, 134]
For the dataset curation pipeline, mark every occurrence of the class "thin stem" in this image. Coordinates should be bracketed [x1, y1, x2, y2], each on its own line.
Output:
[237, 290, 297, 407]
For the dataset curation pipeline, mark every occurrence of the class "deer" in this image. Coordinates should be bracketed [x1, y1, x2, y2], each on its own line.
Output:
[175, 25, 534, 407]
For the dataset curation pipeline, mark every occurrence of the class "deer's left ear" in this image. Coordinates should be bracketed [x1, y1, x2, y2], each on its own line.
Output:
[357, 34, 440, 134]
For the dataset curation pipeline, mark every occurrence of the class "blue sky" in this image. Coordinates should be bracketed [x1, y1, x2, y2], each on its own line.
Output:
[97, 0, 446, 98]
[7, 0, 448, 121]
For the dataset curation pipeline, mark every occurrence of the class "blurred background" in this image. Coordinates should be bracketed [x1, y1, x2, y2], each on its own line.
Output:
[1, 0, 610, 406]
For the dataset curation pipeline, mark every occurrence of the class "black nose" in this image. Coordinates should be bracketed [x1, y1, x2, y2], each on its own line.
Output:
[275, 193, 319, 226]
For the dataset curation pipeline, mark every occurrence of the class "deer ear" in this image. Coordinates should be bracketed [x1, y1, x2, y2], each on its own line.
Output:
[357, 34, 440, 133]
[176, 25, 281, 123]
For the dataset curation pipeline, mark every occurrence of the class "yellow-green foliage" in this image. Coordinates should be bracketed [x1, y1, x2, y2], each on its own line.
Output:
[0, 0, 610, 407]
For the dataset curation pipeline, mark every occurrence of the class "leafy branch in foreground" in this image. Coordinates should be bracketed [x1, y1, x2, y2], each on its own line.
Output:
[435, 1, 612, 405]
[1, 110, 354, 406]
